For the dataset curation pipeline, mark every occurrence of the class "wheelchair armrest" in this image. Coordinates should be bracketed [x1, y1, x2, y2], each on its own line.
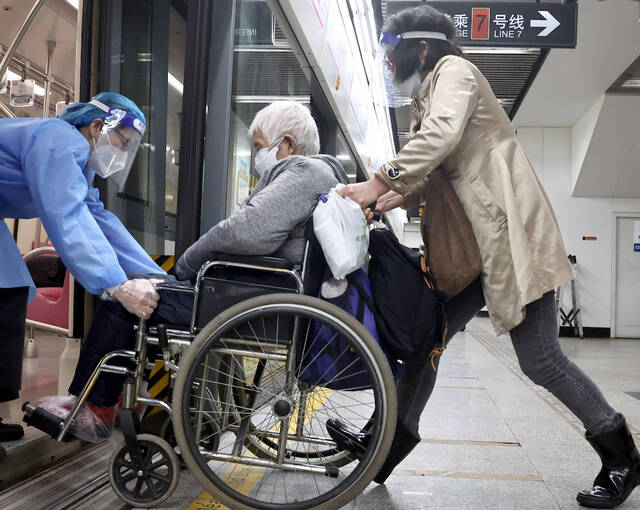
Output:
[204, 253, 294, 271]
[153, 282, 196, 296]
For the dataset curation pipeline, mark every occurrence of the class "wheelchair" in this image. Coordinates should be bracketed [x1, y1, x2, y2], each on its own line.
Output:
[23, 230, 398, 509]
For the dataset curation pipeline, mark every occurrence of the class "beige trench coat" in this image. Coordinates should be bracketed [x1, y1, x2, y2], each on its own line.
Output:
[377, 55, 574, 335]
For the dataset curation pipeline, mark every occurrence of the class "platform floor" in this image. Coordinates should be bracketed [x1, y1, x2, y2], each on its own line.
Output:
[2, 317, 639, 509]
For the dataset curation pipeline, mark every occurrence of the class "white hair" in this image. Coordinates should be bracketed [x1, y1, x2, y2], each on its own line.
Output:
[249, 101, 320, 155]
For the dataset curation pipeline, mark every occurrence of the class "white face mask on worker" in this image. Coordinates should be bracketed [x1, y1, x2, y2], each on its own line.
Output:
[394, 70, 422, 98]
[88, 133, 128, 178]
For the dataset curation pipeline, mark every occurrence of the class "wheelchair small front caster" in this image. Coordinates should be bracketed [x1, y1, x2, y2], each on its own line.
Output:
[109, 433, 179, 508]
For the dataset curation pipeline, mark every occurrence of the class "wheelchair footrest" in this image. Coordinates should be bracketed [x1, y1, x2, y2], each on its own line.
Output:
[22, 402, 74, 442]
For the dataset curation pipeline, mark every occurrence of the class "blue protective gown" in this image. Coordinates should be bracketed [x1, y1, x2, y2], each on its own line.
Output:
[0, 118, 164, 302]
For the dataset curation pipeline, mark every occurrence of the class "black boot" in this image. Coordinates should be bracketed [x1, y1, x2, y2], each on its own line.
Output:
[577, 416, 640, 508]
[325, 418, 420, 483]
[0, 418, 24, 441]
[326, 419, 370, 460]
[373, 420, 420, 484]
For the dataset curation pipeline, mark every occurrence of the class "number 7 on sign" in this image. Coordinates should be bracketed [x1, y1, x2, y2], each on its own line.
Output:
[472, 8, 490, 40]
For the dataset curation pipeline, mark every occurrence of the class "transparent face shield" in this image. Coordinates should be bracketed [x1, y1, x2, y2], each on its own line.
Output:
[88, 100, 146, 191]
[373, 30, 450, 108]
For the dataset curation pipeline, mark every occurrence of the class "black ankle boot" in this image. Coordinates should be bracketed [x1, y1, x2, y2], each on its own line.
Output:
[373, 420, 420, 484]
[577, 416, 640, 508]
[326, 419, 370, 460]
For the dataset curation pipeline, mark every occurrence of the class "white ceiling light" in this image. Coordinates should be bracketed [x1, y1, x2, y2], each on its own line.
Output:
[167, 72, 183, 94]
[64, 0, 79, 9]
[621, 78, 640, 88]
[463, 47, 540, 55]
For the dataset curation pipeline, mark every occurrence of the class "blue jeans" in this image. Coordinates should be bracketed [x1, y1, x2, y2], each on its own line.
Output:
[398, 279, 619, 436]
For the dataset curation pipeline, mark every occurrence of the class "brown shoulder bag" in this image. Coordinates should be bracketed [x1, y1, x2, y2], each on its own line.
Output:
[419, 166, 483, 301]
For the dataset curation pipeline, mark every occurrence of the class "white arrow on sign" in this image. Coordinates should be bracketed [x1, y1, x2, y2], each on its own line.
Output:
[530, 10, 561, 37]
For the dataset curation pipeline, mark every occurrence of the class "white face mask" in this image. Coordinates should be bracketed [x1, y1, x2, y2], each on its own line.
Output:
[394, 70, 423, 99]
[88, 132, 128, 178]
[254, 137, 284, 177]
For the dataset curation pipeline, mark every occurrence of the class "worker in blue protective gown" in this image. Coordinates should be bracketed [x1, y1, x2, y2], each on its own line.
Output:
[0, 93, 164, 447]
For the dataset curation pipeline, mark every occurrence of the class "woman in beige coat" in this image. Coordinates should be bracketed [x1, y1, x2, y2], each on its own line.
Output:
[331, 5, 639, 507]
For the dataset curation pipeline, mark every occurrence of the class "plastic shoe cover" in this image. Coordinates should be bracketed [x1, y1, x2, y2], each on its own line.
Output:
[31, 396, 116, 442]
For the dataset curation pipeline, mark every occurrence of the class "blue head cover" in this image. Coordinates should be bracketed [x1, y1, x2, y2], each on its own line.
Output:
[59, 92, 146, 128]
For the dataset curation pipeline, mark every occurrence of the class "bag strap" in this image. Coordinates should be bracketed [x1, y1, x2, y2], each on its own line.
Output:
[347, 273, 379, 317]
[420, 254, 449, 372]
[355, 287, 366, 323]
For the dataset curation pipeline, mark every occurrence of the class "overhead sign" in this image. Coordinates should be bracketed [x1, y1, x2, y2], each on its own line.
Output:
[634, 221, 640, 252]
[386, 2, 578, 48]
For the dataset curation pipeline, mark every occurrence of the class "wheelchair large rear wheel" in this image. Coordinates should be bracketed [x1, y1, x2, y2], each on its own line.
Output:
[172, 293, 397, 510]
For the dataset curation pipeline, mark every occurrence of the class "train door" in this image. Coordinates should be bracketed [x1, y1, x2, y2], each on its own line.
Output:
[95, 0, 188, 261]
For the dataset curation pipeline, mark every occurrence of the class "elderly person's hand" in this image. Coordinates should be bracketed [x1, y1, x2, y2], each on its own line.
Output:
[337, 177, 390, 210]
[364, 208, 374, 224]
[376, 190, 405, 213]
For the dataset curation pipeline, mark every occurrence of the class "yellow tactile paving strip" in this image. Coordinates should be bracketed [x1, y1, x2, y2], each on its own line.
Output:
[186, 387, 332, 509]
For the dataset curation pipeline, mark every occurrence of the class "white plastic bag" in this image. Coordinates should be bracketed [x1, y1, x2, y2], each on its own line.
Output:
[313, 186, 369, 279]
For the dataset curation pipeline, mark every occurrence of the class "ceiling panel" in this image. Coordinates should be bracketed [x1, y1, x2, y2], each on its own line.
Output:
[0, 0, 77, 87]
[514, 0, 640, 127]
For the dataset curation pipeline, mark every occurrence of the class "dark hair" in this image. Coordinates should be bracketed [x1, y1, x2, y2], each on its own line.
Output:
[383, 5, 463, 82]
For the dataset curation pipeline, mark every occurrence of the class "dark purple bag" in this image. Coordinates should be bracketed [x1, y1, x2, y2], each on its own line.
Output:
[297, 269, 404, 390]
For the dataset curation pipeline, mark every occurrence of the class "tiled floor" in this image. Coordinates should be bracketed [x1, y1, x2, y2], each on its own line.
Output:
[2, 318, 640, 509]
[163, 318, 640, 509]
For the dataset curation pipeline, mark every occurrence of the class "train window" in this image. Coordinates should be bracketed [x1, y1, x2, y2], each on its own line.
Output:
[226, 0, 311, 214]
[98, 0, 188, 257]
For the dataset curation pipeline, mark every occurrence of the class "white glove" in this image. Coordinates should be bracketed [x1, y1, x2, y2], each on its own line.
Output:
[110, 279, 160, 319]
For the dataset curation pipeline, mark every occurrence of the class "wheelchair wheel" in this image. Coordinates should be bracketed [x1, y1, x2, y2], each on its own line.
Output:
[172, 293, 397, 510]
[241, 382, 357, 468]
[109, 433, 180, 508]
[161, 406, 221, 455]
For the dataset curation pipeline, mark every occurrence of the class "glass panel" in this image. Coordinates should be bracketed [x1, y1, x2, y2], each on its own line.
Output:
[336, 130, 358, 183]
[101, 0, 187, 256]
[227, 0, 311, 215]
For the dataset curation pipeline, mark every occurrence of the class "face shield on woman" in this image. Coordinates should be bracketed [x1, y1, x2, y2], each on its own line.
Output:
[374, 30, 450, 107]
[87, 99, 146, 191]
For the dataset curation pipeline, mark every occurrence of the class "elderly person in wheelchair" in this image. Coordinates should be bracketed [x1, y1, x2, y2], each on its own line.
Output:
[31, 101, 349, 439]
[25, 101, 398, 510]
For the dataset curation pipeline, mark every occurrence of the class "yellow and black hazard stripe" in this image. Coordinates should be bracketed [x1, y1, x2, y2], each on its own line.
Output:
[145, 361, 171, 418]
[151, 254, 176, 274]
[144, 255, 175, 417]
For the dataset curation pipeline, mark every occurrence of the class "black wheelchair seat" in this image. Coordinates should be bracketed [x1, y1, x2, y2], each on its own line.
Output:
[207, 253, 294, 271]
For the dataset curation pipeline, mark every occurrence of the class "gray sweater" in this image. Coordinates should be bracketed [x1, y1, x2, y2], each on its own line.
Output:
[175, 154, 348, 281]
